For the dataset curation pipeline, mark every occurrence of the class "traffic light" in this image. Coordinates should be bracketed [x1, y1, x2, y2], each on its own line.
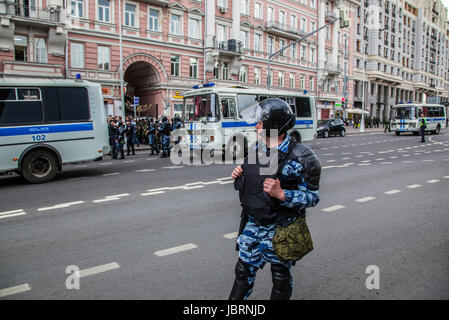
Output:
[340, 10, 350, 28]
[341, 98, 346, 109]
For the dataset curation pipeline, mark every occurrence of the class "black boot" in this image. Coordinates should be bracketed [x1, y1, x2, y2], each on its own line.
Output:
[228, 259, 254, 300]
[270, 264, 292, 300]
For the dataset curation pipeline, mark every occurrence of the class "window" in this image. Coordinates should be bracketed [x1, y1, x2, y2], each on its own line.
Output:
[278, 71, 284, 87]
[71, 0, 83, 18]
[0, 88, 43, 125]
[223, 63, 229, 80]
[311, 21, 316, 32]
[189, 58, 198, 78]
[267, 7, 274, 21]
[291, 15, 297, 30]
[98, 0, 110, 22]
[310, 47, 316, 64]
[254, 67, 261, 85]
[125, 3, 136, 27]
[279, 40, 286, 56]
[170, 14, 181, 35]
[300, 18, 306, 32]
[148, 9, 159, 31]
[300, 76, 305, 89]
[221, 99, 236, 118]
[98, 46, 110, 70]
[34, 38, 47, 63]
[171, 56, 180, 76]
[239, 65, 247, 82]
[185, 94, 220, 122]
[71, 43, 84, 68]
[267, 70, 273, 86]
[291, 43, 296, 59]
[254, 2, 262, 19]
[241, 0, 249, 15]
[240, 30, 248, 48]
[48, 87, 90, 121]
[217, 0, 227, 8]
[309, 76, 314, 91]
[290, 73, 295, 88]
[326, 26, 330, 40]
[268, 36, 274, 54]
[254, 33, 262, 51]
[217, 25, 227, 42]
[279, 11, 286, 25]
[301, 45, 306, 60]
[14, 35, 28, 62]
[189, 18, 200, 38]
[295, 97, 311, 117]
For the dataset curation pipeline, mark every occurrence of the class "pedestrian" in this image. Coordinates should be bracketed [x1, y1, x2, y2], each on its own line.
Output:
[125, 119, 136, 156]
[419, 112, 427, 143]
[159, 116, 171, 158]
[148, 118, 160, 156]
[229, 98, 321, 300]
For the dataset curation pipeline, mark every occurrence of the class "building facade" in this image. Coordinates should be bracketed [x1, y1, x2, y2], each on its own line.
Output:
[352, 0, 449, 121]
[0, 0, 446, 119]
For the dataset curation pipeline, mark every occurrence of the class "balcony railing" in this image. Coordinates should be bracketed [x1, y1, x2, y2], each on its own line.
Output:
[325, 11, 338, 22]
[265, 20, 307, 40]
[324, 63, 341, 75]
[214, 39, 243, 55]
[0, 1, 62, 23]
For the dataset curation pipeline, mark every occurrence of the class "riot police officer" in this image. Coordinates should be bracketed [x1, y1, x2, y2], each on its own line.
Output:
[108, 120, 119, 159]
[229, 98, 321, 300]
[148, 118, 160, 156]
[419, 112, 427, 143]
[172, 114, 182, 145]
[159, 116, 171, 158]
[125, 119, 136, 156]
[117, 121, 126, 159]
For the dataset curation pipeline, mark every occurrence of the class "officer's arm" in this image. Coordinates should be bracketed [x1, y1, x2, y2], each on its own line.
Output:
[280, 149, 321, 209]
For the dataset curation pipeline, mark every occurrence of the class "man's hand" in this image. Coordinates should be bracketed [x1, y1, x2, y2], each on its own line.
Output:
[263, 178, 285, 201]
[232, 165, 243, 180]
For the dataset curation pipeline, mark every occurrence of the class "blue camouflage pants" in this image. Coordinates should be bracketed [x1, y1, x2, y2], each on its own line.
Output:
[237, 218, 293, 299]
[161, 134, 170, 152]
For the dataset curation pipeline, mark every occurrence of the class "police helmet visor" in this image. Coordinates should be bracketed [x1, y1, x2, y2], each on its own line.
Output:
[239, 102, 264, 125]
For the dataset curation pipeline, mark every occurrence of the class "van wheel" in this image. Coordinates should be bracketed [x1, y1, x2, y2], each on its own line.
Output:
[395, 131, 400, 136]
[21, 150, 58, 184]
[340, 129, 346, 137]
[323, 130, 329, 138]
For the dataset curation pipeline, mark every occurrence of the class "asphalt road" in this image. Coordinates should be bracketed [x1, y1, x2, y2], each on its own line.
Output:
[1, 129, 448, 300]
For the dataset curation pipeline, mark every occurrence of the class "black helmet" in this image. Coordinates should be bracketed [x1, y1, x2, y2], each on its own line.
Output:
[162, 116, 168, 122]
[257, 98, 295, 137]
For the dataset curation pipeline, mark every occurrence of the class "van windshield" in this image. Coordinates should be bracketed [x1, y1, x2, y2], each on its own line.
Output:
[184, 94, 220, 122]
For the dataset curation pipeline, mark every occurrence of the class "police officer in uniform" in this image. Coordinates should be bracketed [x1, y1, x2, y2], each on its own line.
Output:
[419, 112, 427, 143]
[125, 119, 136, 156]
[159, 116, 172, 158]
[172, 114, 182, 145]
[229, 98, 321, 300]
[108, 120, 119, 159]
[117, 121, 126, 159]
[148, 118, 160, 156]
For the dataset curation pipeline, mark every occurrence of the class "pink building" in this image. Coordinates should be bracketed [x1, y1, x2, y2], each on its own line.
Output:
[0, 0, 355, 119]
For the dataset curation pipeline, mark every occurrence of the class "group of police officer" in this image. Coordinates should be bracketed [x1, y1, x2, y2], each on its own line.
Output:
[107, 115, 182, 159]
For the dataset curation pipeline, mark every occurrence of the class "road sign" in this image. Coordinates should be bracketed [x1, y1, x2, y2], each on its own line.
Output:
[133, 96, 140, 105]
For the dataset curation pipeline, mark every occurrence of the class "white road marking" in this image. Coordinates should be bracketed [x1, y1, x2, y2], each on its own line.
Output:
[224, 232, 238, 239]
[385, 190, 401, 195]
[93, 194, 130, 203]
[78, 262, 120, 278]
[0, 283, 31, 298]
[218, 180, 234, 185]
[38, 201, 84, 212]
[342, 152, 351, 155]
[146, 158, 156, 161]
[75, 165, 88, 168]
[322, 205, 345, 212]
[326, 160, 336, 163]
[155, 243, 197, 257]
[217, 177, 233, 181]
[444, 176, 449, 179]
[381, 162, 393, 164]
[358, 163, 371, 166]
[361, 160, 371, 163]
[135, 169, 155, 172]
[422, 160, 434, 162]
[100, 162, 112, 166]
[426, 179, 439, 184]
[342, 157, 351, 160]
[389, 156, 398, 159]
[407, 184, 422, 189]
[322, 153, 334, 156]
[402, 160, 414, 163]
[141, 191, 165, 196]
[356, 196, 376, 203]
[103, 173, 119, 176]
[375, 158, 385, 161]
[124, 160, 135, 163]
[183, 185, 205, 190]
[0, 209, 26, 220]
[162, 166, 184, 169]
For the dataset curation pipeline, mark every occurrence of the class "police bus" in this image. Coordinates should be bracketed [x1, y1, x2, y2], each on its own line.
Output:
[0, 78, 110, 183]
[390, 102, 447, 136]
[180, 84, 316, 158]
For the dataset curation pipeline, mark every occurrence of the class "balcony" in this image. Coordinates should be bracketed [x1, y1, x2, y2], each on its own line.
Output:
[265, 21, 307, 40]
[324, 63, 341, 75]
[214, 39, 243, 56]
[139, 0, 169, 7]
[325, 11, 338, 23]
[0, 1, 64, 25]
[2, 60, 64, 78]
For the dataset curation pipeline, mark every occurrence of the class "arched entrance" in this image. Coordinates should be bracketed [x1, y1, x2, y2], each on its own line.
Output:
[122, 54, 167, 117]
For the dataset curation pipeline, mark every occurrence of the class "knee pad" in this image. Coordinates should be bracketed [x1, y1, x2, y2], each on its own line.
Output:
[229, 259, 254, 300]
[270, 264, 292, 300]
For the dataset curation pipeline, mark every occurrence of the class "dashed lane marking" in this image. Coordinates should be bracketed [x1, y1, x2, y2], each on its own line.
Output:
[162, 166, 185, 169]
[385, 190, 401, 195]
[356, 196, 376, 203]
[0, 209, 26, 219]
[78, 262, 120, 278]
[93, 194, 130, 203]
[0, 283, 31, 298]
[141, 191, 165, 196]
[100, 162, 113, 166]
[407, 184, 422, 189]
[135, 169, 155, 172]
[224, 232, 238, 239]
[155, 243, 198, 257]
[103, 173, 119, 176]
[37, 201, 84, 212]
[426, 180, 440, 184]
[322, 205, 345, 213]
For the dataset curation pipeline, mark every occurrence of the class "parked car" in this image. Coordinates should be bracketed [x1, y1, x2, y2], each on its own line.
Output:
[316, 119, 346, 138]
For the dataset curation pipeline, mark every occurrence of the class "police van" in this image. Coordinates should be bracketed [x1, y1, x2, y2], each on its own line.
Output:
[179, 84, 316, 158]
[390, 102, 446, 136]
[0, 78, 110, 183]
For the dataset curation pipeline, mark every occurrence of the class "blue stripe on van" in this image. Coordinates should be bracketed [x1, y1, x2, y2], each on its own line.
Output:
[0, 123, 94, 137]
[221, 120, 313, 128]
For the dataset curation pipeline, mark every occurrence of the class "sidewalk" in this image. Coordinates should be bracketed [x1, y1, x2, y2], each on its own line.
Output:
[345, 126, 387, 135]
